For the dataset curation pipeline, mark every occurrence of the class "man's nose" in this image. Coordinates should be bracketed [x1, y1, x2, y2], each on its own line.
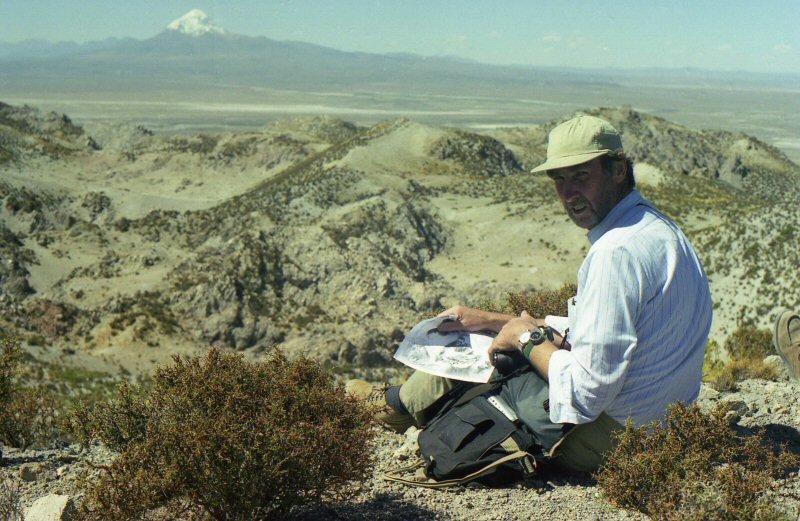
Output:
[561, 181, 579, 201]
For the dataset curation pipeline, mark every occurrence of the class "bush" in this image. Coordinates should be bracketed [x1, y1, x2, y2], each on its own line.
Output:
[503, 283, 577, 317]
[0, 337, 62, 449]
[703, 326, 779, 391]
[709, 357, 778, 392]
[73, 347, 375, 520]
[0, 337, 20, 406]
[724, 325, 774, 360]
[69, 381, 149, 452]
[0, 477, 22, 521]
[597, 402, 799, 520]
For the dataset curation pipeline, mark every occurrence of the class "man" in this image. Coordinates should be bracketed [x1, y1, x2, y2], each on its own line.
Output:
[348, 114, 713, 472]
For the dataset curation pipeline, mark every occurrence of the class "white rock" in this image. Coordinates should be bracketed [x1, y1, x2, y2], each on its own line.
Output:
[698, 385, 720, 401]
[23, 494, 76, 521]
[764, 355, 790, 379]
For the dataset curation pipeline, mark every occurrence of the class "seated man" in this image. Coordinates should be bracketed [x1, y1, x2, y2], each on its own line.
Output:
[348, 114, 713, 472]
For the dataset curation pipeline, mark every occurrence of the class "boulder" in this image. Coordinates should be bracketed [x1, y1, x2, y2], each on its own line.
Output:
[23, 494, 77, 521]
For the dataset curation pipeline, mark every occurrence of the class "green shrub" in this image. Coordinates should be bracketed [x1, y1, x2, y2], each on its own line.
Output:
[597, 402, 798, 520]
[0, 337, 62, 449]
[73, 347, 375, 520]
[724, 325, 774, 360]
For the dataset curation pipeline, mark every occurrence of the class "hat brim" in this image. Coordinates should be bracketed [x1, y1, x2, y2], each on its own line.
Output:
[531, 150, 610, 173]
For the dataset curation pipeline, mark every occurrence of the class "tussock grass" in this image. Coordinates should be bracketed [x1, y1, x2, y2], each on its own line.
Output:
[704, 325, 780, 391]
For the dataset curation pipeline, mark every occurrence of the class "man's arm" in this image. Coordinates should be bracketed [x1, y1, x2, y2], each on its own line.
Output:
[548, 246, 642, 424]
[436, 305, 518, 334]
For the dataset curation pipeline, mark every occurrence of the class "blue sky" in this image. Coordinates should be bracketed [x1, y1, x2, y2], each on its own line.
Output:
[1, 0, 798, 73]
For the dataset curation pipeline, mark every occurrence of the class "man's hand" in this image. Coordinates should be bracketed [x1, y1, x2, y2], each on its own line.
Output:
[487, 311, 536, 361]
[436, 306, 513, 334]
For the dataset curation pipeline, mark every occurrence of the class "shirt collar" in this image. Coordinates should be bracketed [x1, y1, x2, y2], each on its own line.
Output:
[587, 190, 651, 244]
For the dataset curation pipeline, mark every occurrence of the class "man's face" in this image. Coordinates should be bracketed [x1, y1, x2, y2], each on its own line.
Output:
[547, 157, 625, 230]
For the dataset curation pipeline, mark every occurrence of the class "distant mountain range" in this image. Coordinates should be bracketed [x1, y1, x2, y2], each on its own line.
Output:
[2, 10, 797, 97]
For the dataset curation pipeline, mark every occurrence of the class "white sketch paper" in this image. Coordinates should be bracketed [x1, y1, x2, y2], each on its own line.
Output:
[394, 317, 496, 383]
[544, 315, 569, 336]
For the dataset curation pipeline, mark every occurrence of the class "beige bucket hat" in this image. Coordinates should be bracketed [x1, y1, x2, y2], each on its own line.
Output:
[531, 114, 624, 173]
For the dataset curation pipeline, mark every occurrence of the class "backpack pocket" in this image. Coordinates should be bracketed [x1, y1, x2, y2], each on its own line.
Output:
[418, 396, 533, 482]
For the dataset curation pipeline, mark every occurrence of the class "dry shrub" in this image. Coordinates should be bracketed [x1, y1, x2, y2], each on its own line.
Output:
[0, 337, 62, 449]
[597, 402, 799, 520]
[0, 477, 23, 521]
[710, 357, 778, 392]
[503, 283, 577, 317]
[724, 325, 774, 360]
[69, 381, 149, 452]
[703, 325, 779, 391]
[0, 337, 21, 406]
[0, 388, 60, 449]
[73, 347, 375, 520]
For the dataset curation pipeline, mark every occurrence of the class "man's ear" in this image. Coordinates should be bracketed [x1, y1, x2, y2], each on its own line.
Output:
[613, 160, 627, 183]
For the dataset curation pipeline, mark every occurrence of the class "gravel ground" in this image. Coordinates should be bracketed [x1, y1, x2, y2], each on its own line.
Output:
[294, 358, 800, 520]
[3, 361, 800, 520]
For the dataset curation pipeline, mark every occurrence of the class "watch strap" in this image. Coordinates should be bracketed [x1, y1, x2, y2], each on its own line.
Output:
[521, 326, 557, 358]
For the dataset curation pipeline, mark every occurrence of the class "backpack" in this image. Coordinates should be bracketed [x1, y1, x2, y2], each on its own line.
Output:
[383, 364, 553, 488]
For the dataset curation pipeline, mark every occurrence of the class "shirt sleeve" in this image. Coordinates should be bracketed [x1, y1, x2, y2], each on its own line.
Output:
[547, 245, 642, 424]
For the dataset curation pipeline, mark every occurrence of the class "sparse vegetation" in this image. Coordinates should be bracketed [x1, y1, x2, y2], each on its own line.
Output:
[724, 324, 774, 360]
[597, 402, 799, 520]
[72, 347, 375, 520]
[0, 337, 63, 449]
[107, 290, 181, 339]
[703, 325, 779, 391]
[503, 283, 577, 317]
[711, 357, 778, 392]
[0, 477, 22, 521]
[166, 134, 218, 155]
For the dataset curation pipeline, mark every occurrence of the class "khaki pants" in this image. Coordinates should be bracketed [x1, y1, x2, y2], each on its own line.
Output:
[399, 370, 623, 473]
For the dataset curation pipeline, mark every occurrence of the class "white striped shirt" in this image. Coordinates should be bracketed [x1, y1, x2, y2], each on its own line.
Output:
[548, 190, 712, 427]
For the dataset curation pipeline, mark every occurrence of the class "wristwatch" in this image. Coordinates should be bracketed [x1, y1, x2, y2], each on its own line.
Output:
[517, 329, 534, 350]
[518, 326, 554, 358]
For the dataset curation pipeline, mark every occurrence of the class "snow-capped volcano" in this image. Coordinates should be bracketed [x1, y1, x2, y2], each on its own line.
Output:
[166, 9, 225, 36]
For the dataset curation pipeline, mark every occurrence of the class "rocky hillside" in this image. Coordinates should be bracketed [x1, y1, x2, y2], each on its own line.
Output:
[0, 102, 799, 374]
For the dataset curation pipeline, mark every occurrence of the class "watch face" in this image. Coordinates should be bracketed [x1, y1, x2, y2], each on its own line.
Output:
[518, 330, 532, 345]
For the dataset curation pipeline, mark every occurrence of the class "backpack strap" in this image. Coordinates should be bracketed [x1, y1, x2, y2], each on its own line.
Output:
[499, 436, 537, 476]
[382, 449, 535, 489]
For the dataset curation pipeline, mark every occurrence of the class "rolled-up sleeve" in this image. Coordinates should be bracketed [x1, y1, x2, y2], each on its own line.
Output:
[548, 246, 642, 425]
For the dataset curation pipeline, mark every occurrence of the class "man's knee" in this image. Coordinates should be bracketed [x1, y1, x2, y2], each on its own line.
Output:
[548, 413, 623, 473]
[398, 371, 457, 424]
